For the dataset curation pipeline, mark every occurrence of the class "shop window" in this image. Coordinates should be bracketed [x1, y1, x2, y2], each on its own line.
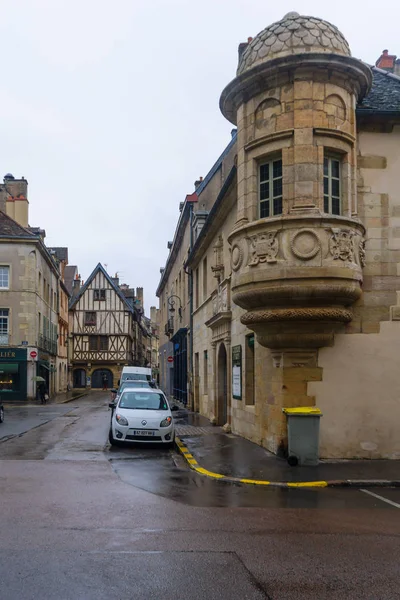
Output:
[259, 157, 283, 218]
[84, 311, 96, 326]
[324, 154, 341, 215]
[0, 266, 9, 289]
[0, 309, 9, 345]
[93, 289, 106, 301]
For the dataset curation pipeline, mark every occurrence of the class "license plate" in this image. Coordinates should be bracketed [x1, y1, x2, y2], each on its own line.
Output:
[133, 430, 154, 436]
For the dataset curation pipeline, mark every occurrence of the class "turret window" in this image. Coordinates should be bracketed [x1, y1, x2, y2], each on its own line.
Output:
[324, 155, 341, 215]
[259, 158, 283, 218]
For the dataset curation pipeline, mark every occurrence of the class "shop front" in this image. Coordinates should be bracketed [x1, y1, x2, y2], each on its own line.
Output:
[0, 348, 28, 402]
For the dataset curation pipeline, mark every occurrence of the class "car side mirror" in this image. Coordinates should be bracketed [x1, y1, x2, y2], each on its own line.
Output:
[171, 405, 179, 411]
[109, 402, 116, 409]
[110, 389, 118, 394]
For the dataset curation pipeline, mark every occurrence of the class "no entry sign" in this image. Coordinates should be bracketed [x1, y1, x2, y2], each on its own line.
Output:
[167, 356, 174, 363]
[30, 350, 38, 359]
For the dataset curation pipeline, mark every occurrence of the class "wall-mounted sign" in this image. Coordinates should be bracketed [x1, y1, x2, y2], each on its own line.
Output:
[167, 356, 174, 363]
[30, 350, 38, 360]
[232, 345, 242, 400]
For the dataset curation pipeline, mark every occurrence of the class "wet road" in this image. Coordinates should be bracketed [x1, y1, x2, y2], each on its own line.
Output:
[0, 392, 399, 599]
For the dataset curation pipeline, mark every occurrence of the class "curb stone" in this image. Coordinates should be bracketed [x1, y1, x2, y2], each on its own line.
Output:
[60, 392, 88, 403]
[175, 437, 400, 489]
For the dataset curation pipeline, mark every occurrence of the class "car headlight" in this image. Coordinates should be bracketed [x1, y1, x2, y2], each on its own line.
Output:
[116, 414, 128, 426]
[160, 416, 172, 427]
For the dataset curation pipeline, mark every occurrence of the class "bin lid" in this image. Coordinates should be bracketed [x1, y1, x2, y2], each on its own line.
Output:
[282, 407, 322, 416]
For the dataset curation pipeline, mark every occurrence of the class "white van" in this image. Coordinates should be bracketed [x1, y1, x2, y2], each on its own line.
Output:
[120, 366, 152, 384]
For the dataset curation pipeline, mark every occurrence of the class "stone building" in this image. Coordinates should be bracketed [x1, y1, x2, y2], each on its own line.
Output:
[69, 264, 146, 389]
[48, 247, 70, 393]
[158, 12, 400, 459]
[0, 211, 59, 400]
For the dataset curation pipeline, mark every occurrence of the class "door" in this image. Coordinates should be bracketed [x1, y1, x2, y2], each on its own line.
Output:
[91, 368, 113, 389]
[73, 368, 86, 388]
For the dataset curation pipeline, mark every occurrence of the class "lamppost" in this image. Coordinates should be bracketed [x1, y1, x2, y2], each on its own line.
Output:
[167, 295, 182, 320]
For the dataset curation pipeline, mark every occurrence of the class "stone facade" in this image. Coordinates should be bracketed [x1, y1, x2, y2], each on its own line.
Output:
[0, 221, 59, 400]
[158, 12, 400, 459]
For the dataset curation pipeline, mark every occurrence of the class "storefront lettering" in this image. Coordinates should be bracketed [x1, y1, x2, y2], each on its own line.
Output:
[0, 351, 16, 358]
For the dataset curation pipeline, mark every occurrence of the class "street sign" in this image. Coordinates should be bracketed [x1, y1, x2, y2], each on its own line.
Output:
[30, 350, 38, 359]
[167, 356, 174, 363]
[21, 341, 28, 346]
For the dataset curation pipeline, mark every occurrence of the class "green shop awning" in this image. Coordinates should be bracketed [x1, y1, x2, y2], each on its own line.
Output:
[0, 363, 18, 374]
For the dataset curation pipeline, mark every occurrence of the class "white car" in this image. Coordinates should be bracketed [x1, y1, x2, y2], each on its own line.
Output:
[109, 388, 176, 447]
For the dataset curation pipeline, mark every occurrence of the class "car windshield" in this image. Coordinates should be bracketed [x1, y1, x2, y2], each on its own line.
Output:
[122, 374, 151, 382]
[119, 391, 168, 410]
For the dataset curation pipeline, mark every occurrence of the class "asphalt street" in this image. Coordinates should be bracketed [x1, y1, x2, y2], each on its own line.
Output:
[0, 392, 399, 599]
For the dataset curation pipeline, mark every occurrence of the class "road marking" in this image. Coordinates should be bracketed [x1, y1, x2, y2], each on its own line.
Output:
[361, 488, 400, 508]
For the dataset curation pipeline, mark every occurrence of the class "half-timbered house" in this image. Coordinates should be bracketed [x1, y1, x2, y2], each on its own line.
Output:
[69, 263, 141, 389]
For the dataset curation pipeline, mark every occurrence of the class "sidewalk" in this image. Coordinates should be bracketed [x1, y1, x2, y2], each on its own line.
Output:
[2, 389, 88, 407]
[174, 409, 400, 488]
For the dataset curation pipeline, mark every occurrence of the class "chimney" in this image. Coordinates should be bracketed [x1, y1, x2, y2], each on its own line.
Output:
[2, 174, 29, 227]
[111, 273, 119, 287]
[167, 241, 173, 250]
[194, 176, 203, 188]
[238, 37, 253, 62]
[150, 306, 157, 323]
[136, 287, 143, 308]
[72, 274, 81, 296]
[376, 49, 397, 71]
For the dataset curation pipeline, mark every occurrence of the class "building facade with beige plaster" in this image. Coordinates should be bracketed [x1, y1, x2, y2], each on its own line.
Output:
[158, 12, 400, 459]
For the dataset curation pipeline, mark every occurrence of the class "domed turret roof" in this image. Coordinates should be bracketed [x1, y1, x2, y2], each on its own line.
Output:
[238, 12, 351, 75]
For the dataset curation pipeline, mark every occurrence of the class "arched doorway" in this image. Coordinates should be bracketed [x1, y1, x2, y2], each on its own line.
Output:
[217, 343, 227, 425]
[91, 368, 113, 389]
[73, 368, 86, 388]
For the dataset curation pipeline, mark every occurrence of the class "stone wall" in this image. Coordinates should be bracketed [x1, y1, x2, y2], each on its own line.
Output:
[309, 322, 400, 459]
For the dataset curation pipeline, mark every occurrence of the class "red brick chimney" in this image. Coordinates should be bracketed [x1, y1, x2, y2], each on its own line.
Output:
[376, 49, 397, 71]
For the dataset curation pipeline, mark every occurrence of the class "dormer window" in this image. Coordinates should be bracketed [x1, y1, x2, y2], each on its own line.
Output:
[259, 157, 283, 218]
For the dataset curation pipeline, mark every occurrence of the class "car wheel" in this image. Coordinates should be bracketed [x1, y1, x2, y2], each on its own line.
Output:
[0, 407, 4, 423]
[108, 428, 120, 447]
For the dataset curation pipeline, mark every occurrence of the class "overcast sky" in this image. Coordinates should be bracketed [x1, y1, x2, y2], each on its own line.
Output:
[0, 0, 398, 314]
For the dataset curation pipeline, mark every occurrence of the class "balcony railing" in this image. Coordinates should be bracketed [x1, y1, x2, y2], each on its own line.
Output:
[0, 334, 9, 346]
[38, 335, 57, 355]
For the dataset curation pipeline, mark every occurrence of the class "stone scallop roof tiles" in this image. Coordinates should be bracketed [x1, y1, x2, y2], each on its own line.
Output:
[238, 12, 351, 75]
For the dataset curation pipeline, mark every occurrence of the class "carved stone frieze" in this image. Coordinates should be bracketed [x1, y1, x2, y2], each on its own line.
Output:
[290, 229, 321, 260]
[241, 306, 353, 325]
[248, 230, 278, 266]
[211, 235, 225, 282]
[231, 242, 244, 272]
[359, 238, 366, 268]
[329, 228, 355, 262]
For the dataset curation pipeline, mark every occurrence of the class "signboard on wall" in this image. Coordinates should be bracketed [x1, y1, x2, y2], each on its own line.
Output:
[232, 345, 242, 400]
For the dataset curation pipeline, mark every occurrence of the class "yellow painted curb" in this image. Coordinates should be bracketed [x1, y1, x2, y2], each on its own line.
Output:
[175, 436, 329, 488]
[287, 481, 328, 488]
